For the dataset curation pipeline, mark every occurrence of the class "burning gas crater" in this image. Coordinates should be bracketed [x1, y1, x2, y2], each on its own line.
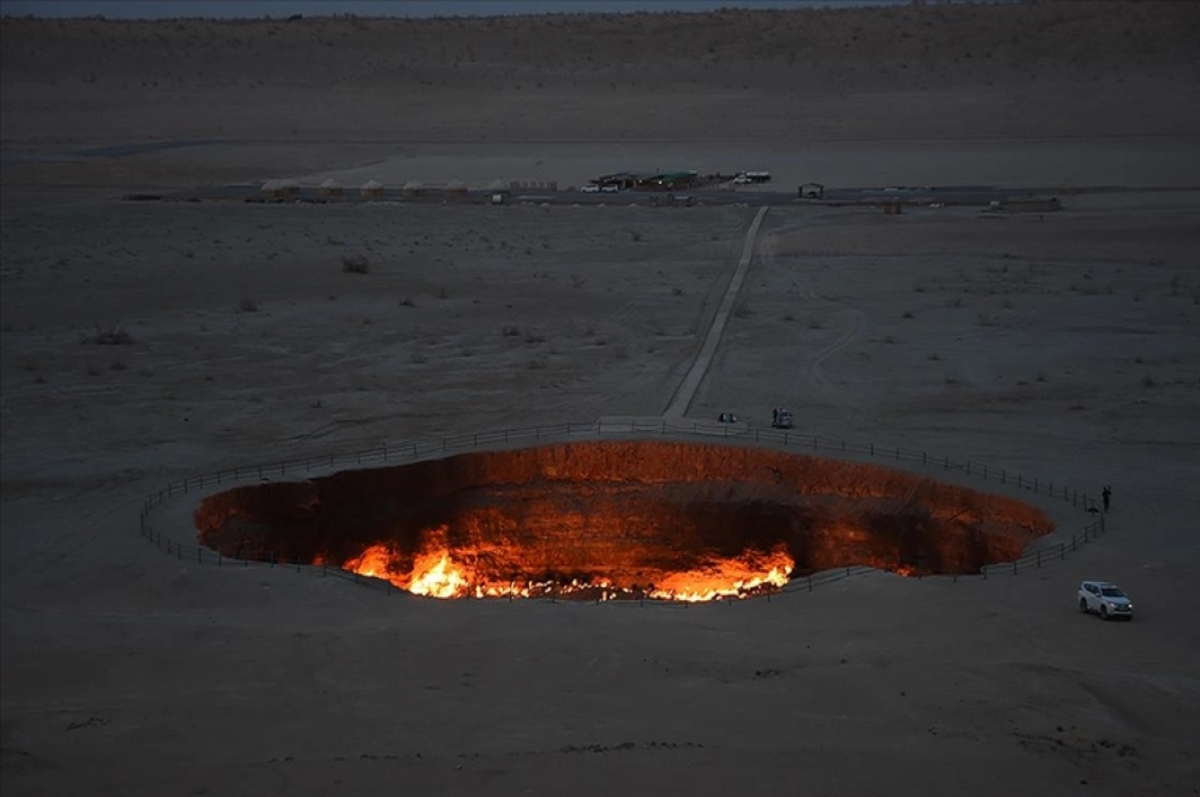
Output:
[194, 441, 1053, 602]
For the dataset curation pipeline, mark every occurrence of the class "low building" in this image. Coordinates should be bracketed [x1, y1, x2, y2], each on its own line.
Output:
[799, 182, 825, 199]
[318, 178, 343, 198]
[360, 180, 385, 198]
[402, 180, 425, 197]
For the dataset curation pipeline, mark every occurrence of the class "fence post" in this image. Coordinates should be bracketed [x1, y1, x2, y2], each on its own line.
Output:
[808, 576, 813, 592]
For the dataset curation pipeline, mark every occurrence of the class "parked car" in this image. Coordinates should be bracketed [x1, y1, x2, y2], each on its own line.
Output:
[600, 184, 620, 193]
[1078, 580, 1134, 620]
[581, 184, 600, 193]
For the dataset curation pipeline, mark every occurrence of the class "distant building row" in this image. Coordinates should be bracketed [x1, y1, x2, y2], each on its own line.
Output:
[260, 179, 473, 199]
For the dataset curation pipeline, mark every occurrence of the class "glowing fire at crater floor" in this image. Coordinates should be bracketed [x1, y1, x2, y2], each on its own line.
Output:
[194, 440, 1054, 602]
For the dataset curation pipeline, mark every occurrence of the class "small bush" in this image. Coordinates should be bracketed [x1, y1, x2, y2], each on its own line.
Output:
[398, 296, 416, 307]
[237, 298, 259, 313]
[1141, 372, 1155, 388]
[86, 322, 133, 345]
[502, 325, 521, 337]
[902, 310, 914, 319]
[342, 254, 370, 274]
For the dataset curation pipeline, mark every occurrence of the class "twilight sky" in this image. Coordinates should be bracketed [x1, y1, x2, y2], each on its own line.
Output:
[0, 0, 916, 19]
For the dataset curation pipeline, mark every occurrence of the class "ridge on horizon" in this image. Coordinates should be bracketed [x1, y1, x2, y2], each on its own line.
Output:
[1, 0, 999, 21]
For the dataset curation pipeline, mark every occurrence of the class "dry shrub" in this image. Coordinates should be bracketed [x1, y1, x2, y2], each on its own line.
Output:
[342, 254, 370, 274]
[86, 322, 133, 345]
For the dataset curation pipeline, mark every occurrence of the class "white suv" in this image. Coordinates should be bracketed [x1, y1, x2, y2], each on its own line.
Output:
[1078, 580, 1133, 621]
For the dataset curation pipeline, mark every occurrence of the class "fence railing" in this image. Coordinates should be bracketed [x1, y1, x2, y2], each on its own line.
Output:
[138, 420, 1110, 602]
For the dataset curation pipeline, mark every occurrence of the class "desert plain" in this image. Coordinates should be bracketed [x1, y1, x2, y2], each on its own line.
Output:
[2, 2, 1199, 795]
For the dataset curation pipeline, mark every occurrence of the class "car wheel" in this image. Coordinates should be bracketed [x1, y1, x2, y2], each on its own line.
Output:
[1079, 598, 1089, 613]
[1100, 605, 1109, 620]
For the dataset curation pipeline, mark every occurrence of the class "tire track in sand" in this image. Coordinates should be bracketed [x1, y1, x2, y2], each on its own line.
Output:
[759, 216, 866, 428]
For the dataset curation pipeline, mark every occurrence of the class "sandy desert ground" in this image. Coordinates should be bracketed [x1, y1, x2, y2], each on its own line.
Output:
[2, 3, 1199, 796]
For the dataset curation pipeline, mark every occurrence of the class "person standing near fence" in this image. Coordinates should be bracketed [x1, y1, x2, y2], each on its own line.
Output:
[1102, 485, 1112, 512]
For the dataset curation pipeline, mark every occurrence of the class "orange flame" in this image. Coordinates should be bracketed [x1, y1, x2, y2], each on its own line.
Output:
[341, 529, 793, 602]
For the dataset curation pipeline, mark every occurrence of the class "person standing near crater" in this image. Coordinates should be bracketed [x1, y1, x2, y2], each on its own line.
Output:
[1103, 485, 1112, 512]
